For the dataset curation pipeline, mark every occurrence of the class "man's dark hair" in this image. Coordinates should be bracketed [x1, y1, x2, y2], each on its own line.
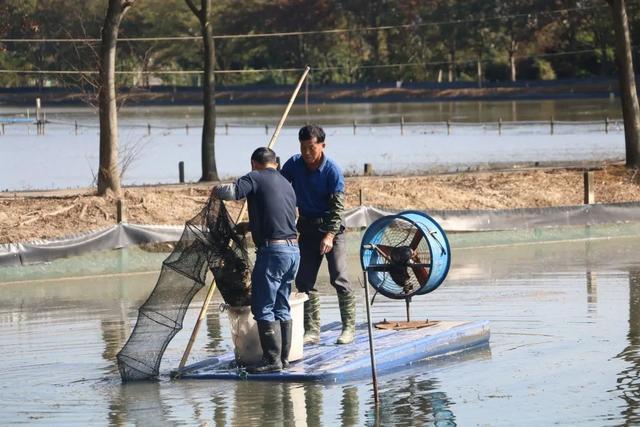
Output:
[298, 125, 325, 143]
[251, 147, 277, 164]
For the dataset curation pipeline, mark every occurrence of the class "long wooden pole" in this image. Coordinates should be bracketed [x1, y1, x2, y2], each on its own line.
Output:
[234, 65, 311, 224]
[177, 283, 217, 372]
[176, 66, 311, 374]
[363, 270, 379, 405]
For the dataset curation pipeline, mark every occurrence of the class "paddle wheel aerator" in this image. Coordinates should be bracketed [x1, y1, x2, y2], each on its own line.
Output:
[360, 211, 451, 326]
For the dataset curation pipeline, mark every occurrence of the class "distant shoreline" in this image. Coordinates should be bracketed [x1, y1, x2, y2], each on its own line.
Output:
[0, 77, 621, 107]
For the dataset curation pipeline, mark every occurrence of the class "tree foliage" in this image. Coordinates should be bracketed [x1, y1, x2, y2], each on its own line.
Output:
[0, 0, 634, 86]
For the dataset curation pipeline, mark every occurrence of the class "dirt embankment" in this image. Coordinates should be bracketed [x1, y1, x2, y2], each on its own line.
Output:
[1, 165, 639, 245]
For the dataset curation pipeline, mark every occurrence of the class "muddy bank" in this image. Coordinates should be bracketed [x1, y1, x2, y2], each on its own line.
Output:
[1, 164, 639, 244]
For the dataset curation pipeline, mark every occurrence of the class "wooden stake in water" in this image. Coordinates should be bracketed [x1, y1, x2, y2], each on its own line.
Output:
[583, 170, 595, 204]
[36, 98, 43, 135]
[116, 199, 126, 223]
[36, 98, 41, 122]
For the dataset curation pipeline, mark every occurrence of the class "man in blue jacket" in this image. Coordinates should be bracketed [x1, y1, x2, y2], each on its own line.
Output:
[281, 125, 356, 345]
[213, 147, 299, 373]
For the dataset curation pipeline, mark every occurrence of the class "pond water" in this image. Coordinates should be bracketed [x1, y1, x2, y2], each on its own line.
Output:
[0, 99, 626, 191]
[1, 230, 639, 425]
[1, 98, 623, 125]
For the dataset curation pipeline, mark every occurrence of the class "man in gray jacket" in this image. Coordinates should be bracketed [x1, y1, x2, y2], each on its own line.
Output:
[281, 125, 356, 345]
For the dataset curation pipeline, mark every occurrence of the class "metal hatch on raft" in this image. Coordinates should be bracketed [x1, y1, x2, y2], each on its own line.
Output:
[360, 210, 451, 325]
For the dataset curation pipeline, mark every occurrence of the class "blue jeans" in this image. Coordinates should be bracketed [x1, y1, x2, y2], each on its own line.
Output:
[251, 241, 300, 322]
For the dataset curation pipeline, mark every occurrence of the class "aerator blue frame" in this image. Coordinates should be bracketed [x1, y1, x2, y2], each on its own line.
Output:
[360, 210, 451, 299]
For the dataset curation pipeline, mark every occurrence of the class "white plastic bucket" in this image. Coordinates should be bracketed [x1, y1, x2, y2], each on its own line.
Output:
[227, 292, 308, 366]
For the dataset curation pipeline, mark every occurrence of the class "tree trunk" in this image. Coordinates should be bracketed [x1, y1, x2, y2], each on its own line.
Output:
[448, 50, 455, 83]
[98, 0, 133, 196]
[509, 53, 516, 82]
[477, 55, 483, 88]
[186, 0, 218, 182]
[609, 0, 640, 167]
[201, 0, 218, 181]
[507, 37, 518, 82]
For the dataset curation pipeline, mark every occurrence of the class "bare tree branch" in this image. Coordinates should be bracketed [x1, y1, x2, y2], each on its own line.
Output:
[184, 0, 200, 19]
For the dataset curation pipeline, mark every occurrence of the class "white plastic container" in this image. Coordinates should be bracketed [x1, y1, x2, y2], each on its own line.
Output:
[226, 292, 308, 366]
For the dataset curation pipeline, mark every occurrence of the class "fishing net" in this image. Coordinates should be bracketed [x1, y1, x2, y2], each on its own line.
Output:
[116, 197, 252, 382]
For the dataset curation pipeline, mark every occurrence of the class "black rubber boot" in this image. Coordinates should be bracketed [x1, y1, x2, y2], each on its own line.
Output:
[280, 320, 292, 369]
[303, 291, 321, 345]
[248, 320, 282, 374]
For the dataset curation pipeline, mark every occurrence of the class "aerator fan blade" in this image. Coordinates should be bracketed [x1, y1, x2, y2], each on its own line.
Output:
[411, 265, 429, 284]
[409, 230, 423, 250]
[374, 245, 395, 259]
[408, 229, 429, 284]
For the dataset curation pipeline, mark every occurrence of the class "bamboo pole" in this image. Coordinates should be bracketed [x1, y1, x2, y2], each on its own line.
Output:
[177, 283, 217, 371]
[176, 66, 311, 374]
[234, 65, 311, 224]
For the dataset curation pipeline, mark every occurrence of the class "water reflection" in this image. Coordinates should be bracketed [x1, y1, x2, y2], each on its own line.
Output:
[585, 238, 598, 315]
[206, 309, 223, 353]
[110, 382, 172, 427]
[100, 317, 129, 376]
[101, 289, 132, 377]
[371, 377, 455, 426]
[303, 383, 323, 426]
[213, 382, 325, 427]
[341, 385, 360, 427]
[365, 347, 491, 427]
[211, 388, 228, 427]
[586, 271, 598, 308]
[616, 269, 640, 424]
[253, 383, 295, 426]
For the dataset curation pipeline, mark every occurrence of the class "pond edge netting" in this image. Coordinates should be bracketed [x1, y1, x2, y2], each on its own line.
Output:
[4, 203, 640, 269]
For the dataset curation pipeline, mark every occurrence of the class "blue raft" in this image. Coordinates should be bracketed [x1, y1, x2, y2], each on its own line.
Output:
[178, 320, 490, 383]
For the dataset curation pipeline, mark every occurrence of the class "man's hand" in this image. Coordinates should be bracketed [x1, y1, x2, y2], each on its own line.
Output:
[234, 221, 250, 235]
[320, 233, 335, 255]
